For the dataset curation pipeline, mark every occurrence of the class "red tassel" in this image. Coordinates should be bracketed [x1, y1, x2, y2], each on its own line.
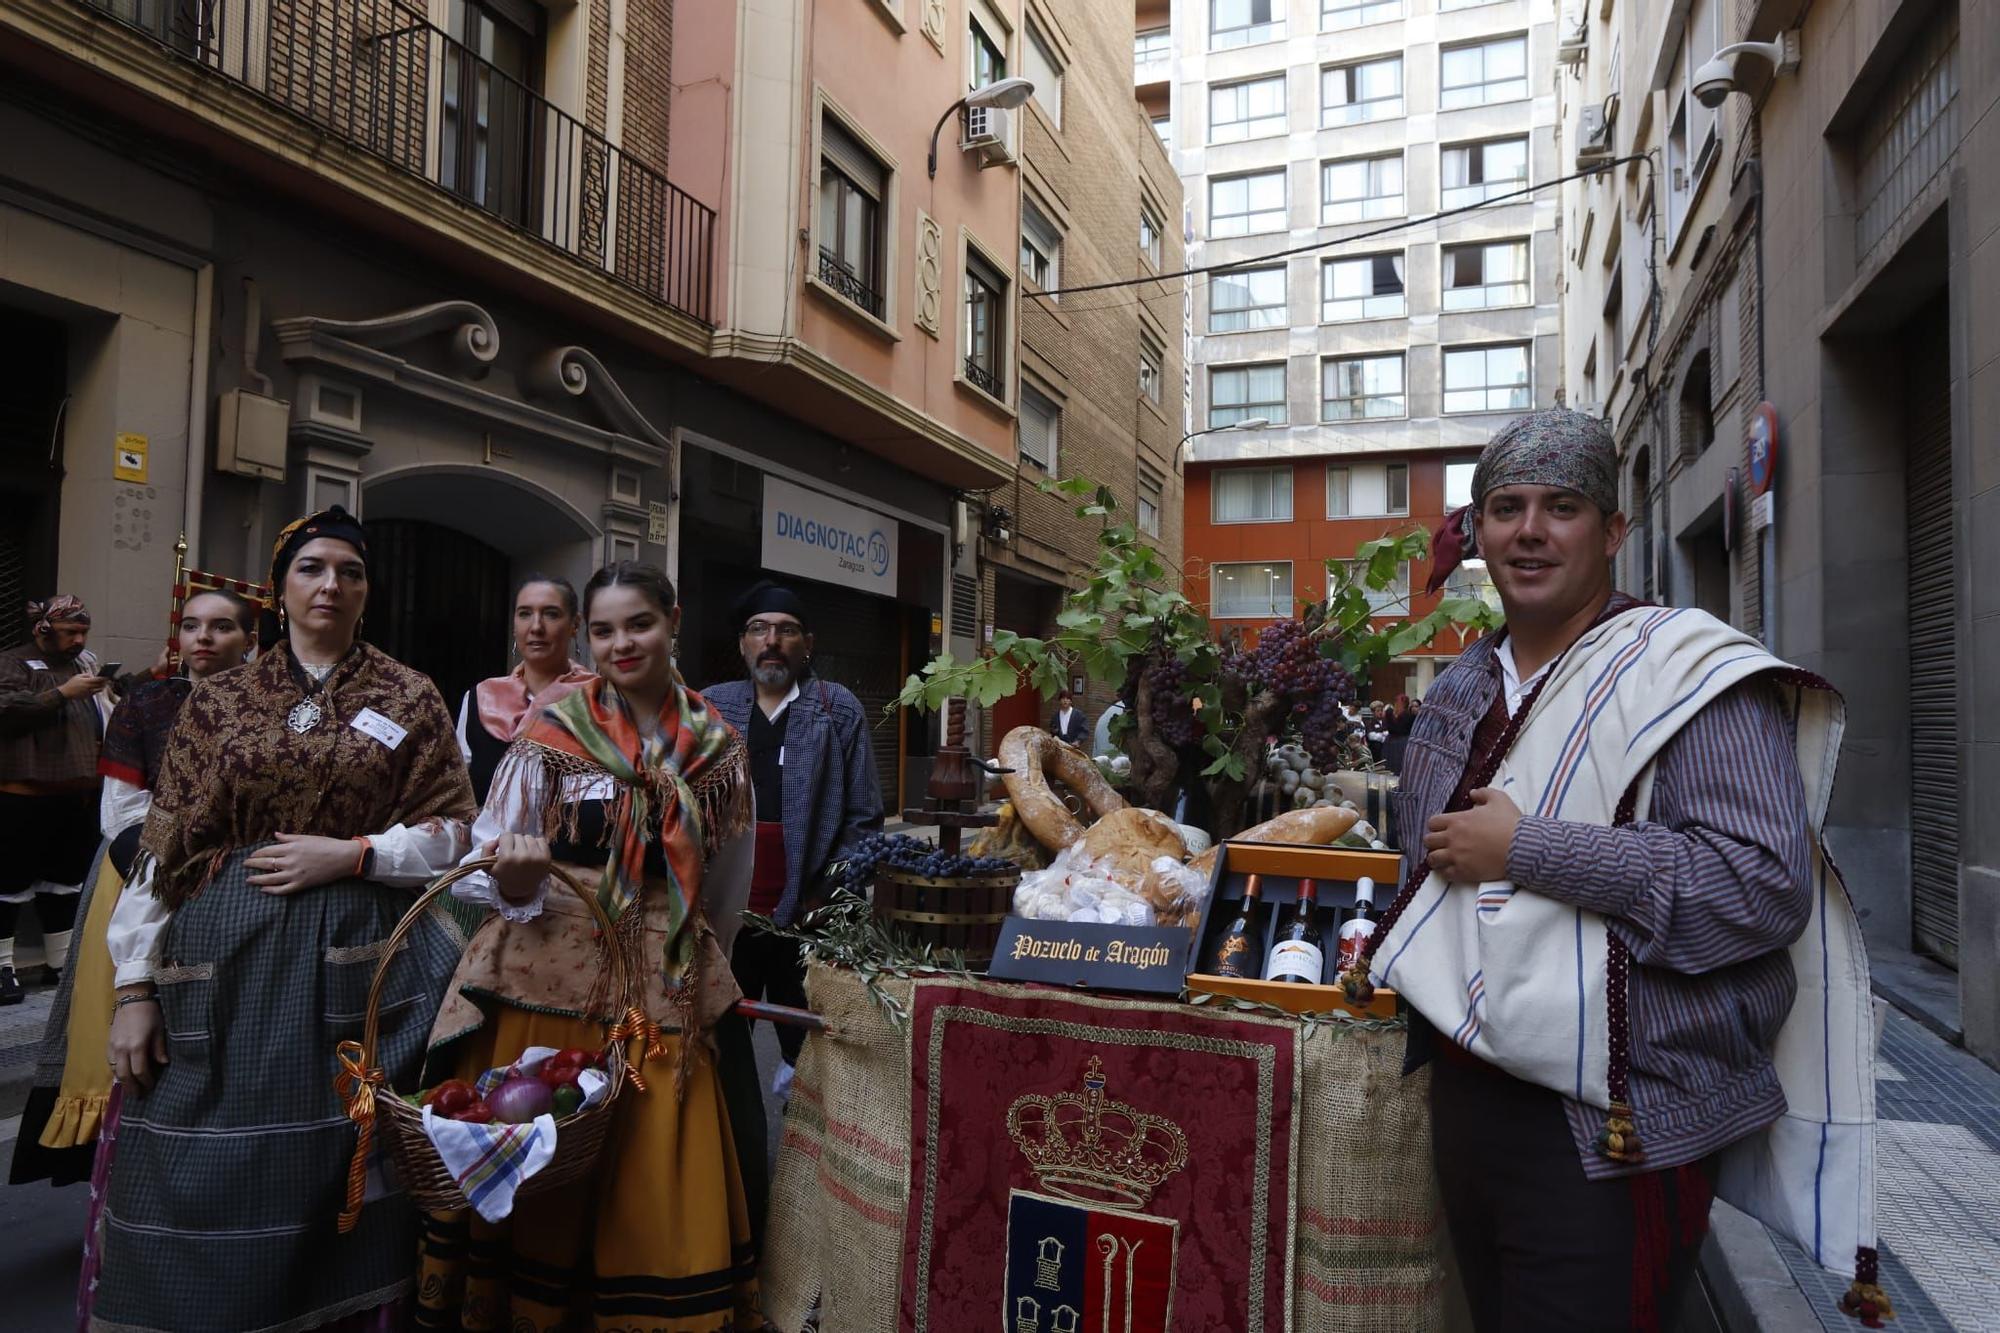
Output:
[1676, 1162, 1714, 1246]
[1630, 1170, 1670, 1333]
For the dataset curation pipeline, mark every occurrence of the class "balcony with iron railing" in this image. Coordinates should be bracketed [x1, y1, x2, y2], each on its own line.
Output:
[961, 356, 1002, 398]
[815, 250, 885, 321]
[57, 0, 714, 325]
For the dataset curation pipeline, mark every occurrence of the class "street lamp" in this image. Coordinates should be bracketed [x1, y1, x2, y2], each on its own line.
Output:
[929, 77, 1036, 177]
[1175, 418, 1270, 473]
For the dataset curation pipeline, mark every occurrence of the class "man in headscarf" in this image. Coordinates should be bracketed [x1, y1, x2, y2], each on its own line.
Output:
[0, 596, 162, 1003]
[1362, 409, 1854, 1329]
[700, 580, 882, 1095]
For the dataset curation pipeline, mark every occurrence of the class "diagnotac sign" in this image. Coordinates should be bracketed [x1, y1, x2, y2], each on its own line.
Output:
[760, 473, 899, 596]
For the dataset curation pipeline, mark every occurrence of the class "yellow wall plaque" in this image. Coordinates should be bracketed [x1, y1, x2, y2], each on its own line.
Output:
[114, 432, 149, 483]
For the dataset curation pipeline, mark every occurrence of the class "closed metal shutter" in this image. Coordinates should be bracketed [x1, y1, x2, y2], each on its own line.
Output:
[1904, 307, 1958, 964]
[802, 581, 907, 814]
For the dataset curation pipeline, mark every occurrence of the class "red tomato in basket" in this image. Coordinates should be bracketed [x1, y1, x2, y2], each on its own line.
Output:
[547, 1047, 593, 1073]
[454, 1101, 495, 1124]
[425, 1080, 477, 1117]
[540, 1063, 582, 1090]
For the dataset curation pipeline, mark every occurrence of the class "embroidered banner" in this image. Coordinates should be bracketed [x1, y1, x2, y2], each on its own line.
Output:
[898, 980, 1299, 1332]
[1005, 1190, 1178, 1333]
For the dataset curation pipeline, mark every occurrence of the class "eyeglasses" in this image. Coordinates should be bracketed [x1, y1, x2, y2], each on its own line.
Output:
[741, 620, 806, 641]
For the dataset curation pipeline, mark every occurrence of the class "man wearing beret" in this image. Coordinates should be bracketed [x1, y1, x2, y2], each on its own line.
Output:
[1356, 409, 1876, 1329]
[702, 581, 882, 1094]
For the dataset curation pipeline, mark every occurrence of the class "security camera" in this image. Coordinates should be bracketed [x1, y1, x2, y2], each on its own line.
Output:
[1690, 37, 1799, 108]
[1693, 57, 1736, 109]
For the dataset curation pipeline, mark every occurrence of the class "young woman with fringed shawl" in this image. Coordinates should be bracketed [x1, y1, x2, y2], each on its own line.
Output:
[417, 562, 765, 1332]
[94, 508, 477, 1333]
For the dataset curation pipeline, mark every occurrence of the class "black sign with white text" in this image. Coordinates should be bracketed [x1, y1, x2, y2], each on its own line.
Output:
[985, 916, 1192, 995]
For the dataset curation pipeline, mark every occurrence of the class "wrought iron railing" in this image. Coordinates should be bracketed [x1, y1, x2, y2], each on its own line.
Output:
[816, 250, 884, 319]
[76, 0, 714, 325]
[962, 356, 1002, 397]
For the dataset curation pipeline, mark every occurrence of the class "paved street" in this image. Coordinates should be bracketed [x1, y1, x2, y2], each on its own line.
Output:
[1, 981, 91, 1332]
[1754, 1007, 2000, 1331]
[5, 966, 1995, 1330]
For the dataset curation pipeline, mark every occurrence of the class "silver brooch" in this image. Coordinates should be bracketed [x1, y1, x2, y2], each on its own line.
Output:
[286, 698, 324, 734]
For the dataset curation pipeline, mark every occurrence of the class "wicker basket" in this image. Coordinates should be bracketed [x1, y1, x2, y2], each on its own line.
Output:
[334, 859, 635, 1226]
[871, 866, 1019, 966]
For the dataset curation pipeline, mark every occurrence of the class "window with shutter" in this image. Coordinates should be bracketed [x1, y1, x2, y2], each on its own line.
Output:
[1019, 385, 1059, 470]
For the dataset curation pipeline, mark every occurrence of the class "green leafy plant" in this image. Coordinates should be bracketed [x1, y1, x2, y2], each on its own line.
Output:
[895, 478, 1500, 837]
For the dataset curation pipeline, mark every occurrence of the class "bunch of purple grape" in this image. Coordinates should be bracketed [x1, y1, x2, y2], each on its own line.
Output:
[1228, 620, 1358, 770]
[1142, 653, 1200, 747]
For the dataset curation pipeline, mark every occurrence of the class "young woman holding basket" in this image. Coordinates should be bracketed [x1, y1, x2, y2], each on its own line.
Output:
[415, 561, 764, 1332]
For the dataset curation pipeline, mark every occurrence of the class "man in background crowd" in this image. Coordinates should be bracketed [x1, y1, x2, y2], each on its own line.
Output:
[0, 596, 164, 1004]
[702, 581, 882, 1097]
[1049, 689, 1088, 747]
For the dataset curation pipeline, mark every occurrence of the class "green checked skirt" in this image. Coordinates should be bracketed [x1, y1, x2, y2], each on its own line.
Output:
[92, 844, 468, 1333]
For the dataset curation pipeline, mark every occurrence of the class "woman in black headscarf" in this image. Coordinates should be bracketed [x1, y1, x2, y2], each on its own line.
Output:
[94, 507, 477, 1333]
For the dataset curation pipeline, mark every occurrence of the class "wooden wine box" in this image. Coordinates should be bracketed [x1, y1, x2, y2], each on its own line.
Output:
[1184, 841, 1404, 1019]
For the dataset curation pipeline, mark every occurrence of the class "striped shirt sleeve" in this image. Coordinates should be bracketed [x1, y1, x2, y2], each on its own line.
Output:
[1505, 677, 1813, 973]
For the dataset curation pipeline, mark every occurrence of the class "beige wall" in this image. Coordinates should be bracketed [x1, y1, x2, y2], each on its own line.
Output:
[0, 162, 203, 669]
[713, 0, 1021, 476]
[804, 0, 1022, 464]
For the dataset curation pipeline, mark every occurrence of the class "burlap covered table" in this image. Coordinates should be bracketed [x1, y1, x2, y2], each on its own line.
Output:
[759, 963, 1448, 1332]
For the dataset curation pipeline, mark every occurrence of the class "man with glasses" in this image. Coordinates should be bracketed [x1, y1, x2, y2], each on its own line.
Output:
[701, 581, 882, 1095]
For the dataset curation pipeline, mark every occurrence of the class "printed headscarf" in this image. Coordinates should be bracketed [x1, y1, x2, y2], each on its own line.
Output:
[269, 505, 370, 587]
[27, 595, 90, 635]
[1426, 408, 1620, 594]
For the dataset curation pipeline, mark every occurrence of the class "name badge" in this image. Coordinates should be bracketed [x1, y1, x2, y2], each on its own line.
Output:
[778, 745, 785, 767]
[26, 659, 48, 670]
[350, 707, 408, 751]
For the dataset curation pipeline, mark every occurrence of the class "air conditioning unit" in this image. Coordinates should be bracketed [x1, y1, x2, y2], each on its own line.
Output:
[960, 105, 1016, 168]
[1556, 12, 1588, 65]
[1574, 105, 1613, 168]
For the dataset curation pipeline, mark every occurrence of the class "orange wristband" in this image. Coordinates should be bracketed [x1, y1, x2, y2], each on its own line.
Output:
[352, 837, 372, 876]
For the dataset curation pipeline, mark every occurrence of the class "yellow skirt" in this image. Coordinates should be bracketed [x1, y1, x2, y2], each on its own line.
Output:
[38, 853, 123, 1150]
[412, 1006, 760, 1332]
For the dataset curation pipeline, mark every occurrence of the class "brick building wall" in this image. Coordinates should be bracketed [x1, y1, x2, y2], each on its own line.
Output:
[587, 0, 610, 135]
[978, 0, 1187, 751]
[620, 0, 672, 171]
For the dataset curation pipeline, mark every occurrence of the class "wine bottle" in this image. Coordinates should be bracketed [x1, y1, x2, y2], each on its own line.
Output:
[1337, 876, 1378, 972]
[1205, 874, 1263, 978]
[1263, 878, 1325, 984]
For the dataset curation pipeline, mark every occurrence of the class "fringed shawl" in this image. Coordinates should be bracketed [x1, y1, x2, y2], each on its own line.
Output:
[137, 644, 475, 909]
[502, 675, 751, 995]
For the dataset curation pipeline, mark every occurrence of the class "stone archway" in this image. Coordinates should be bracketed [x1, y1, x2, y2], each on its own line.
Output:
[361, 465, 600, 711]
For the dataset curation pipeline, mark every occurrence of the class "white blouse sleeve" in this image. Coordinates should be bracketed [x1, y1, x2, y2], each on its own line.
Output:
[100, 776, 152, 840]
[106, 859, 166, 987]
[704, 827, 755, 956]
[450, 752, 555, 922]
[455, 691, 473, 764]
[364, 817, 470, 887]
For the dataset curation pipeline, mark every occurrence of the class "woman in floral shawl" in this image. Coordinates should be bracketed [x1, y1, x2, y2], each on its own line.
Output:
[97, 507, 476, 1333]
[417, 561, 762, 1332]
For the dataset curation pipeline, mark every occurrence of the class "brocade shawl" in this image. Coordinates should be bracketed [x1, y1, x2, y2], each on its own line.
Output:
[99, 675, 194, 790]
[506, 676, 750, 987]
[138, 643, 476, 908]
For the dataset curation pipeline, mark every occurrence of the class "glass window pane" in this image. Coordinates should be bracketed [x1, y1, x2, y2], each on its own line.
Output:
[1489, 138, 1528, 180]
[1444, 461, 1477, 509]
[1444, 350, 1479, 391]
